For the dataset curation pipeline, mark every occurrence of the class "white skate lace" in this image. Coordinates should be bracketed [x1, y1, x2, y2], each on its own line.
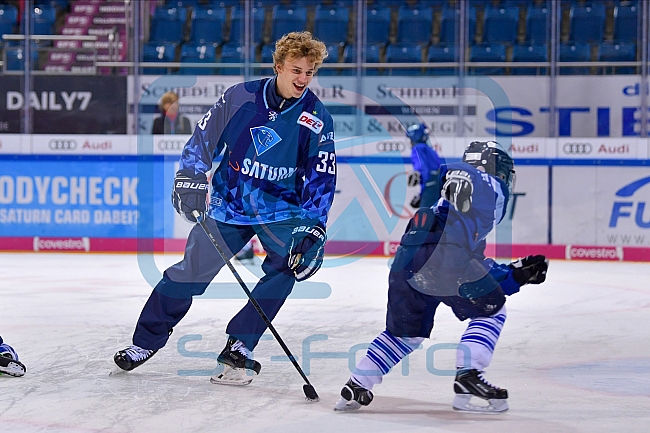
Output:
[124, 345, 153, 362]
[230, 340, 253, 359]
[477, 371, 500, 389]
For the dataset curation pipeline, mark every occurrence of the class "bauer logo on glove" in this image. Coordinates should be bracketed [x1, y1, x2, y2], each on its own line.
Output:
[288, 223, 326, 282]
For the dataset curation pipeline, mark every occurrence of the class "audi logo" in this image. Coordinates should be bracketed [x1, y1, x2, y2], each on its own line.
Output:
[157, 139, 185, 151]
[376, 141, 406, 152]
[563, 143, 592, 154]
[48, 139, 77, 150]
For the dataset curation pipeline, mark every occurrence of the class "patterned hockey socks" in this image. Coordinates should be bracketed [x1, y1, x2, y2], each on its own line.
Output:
[351, 330, 424, 390]
[457, 306, 507, 371]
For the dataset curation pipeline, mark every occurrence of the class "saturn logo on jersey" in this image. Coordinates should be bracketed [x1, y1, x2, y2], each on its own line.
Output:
[250, 126, 282, 156]
[240, 158, 297, 181]
[297, 111, 323, 134]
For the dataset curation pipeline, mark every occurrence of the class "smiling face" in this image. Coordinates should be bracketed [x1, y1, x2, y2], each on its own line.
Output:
[275, 56, 316, 99]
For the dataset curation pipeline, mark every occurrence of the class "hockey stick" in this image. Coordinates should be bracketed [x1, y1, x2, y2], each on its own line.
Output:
[192, 211, 320, 402]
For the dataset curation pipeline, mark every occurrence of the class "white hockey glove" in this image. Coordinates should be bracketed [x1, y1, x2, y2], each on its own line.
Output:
[442, 169, 473, 213]
[288, 223, 326, 282]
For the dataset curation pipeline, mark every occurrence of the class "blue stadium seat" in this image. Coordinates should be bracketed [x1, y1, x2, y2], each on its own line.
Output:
[386, 43, 423, 75]
[559, 43, 591, 75]
[318, 43, 341, 76]
[569, 3, 606, 44]
[598, 42, 637, 74]
[142, 42, 177, 75]
[526, 5, 549, 44]
[512, 44, 547, 75]
[396, 6, 432, 44]
[180, 42, 216, 75]
[0, 4, 18, 37]
[614, 3, 639, 43]
[483, 6, 519, 44]
[166, 0, 201, 7]
[361, 44, 382, 76]
[229, 5, 265, 44]
[258, 43, 274, 76]
[271, 5, 308, 43]
[219, 42, 243, 75]
[32, 5, 57, 35]
[34, 0, 68, 11]
[4, 46, 40, 71]
[366, 6, 391, 45]
[440, 7, 477, 45]
[151, 7, 187, 43]
[190, 6, 227, 44]
[469, 44, 506, 75]
[314, 5, 349, 44]
[427, 44, 457, 76]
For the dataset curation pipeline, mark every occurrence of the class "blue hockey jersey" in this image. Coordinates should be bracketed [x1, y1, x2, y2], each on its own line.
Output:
[178, 78, 336, 227]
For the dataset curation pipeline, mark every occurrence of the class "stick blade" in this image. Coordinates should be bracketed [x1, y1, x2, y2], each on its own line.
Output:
[303, 384, 320, 402]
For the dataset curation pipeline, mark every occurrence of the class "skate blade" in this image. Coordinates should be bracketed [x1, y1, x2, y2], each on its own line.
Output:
[210, 365, 256, 386]
[452, 394, 508, 414]
[333, 397, 362, 412]
[0, 360, 26, 377]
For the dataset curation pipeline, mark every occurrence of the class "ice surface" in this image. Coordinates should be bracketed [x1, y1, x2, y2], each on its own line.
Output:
[1, 253, 649, 433]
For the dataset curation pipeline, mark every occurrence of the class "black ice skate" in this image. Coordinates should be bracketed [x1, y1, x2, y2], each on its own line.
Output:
[235, 248, 254, 262]
[453, 369, 508, 413]
[113, 345, 158, 372]
[333, 379, 374, 411]
[211, 337, 261, 386]
[0, 354, 26, 377]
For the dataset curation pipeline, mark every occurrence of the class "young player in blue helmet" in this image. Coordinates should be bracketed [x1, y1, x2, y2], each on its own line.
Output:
[0, 336, 26, 377]
[406, 123, 442, 208]
[335, 141, 548, 413]
[113, 31, 336, 386]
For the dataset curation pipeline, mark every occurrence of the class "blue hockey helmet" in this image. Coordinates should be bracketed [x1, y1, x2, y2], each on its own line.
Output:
[405, 123, 429, 145]
[462, 141, 515, 189]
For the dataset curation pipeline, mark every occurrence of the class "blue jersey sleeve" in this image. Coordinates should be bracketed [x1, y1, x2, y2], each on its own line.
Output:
[299, 103, 336, 227]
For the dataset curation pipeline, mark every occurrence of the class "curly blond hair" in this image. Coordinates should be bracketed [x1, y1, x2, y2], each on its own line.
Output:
[272, 31, 328, 72]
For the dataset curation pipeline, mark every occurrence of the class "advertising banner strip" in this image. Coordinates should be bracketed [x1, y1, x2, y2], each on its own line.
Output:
[1, 237, 649, 261]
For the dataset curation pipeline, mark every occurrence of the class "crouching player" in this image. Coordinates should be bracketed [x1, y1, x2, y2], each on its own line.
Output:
[0, 336, 26, 377]
[335, 141, 548, 413]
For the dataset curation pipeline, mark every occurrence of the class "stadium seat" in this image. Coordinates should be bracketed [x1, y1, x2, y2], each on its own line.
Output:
[4, 46, 40, 71]
[318, 43, 342, 76]
[150, 7, 187, 43]
[559, 43, 591, 75]
[598, 42, 637, 74]
[386, 43, 423, 75]
[219, 42, 243, 75]
[256, 43, 274, 77]
[366, 6, 391, 45]
[32, 5, 57, 35]
[190, 6, 227, 44]
[440, 7, 476, 45]
[569, 3, 606, 44]
[314, 5, 350, 44]
[614, 3, 639, 43]
[512, 44, 547, 75]
[229, 5, 265, 44]
[396, 6, 433, 44]
[526, 5, 549, 44]
[358, 44, 382, 76]
[483, 6, 519, 44]
[142, 42, 177, 75]
[427, 44, 457, 76]
[271, 5, 308, 43]
[0, 4, 18, 37]
[469, 44, 506, 75]
[34, 0, 68, 11]
[179, 42, 216, 75]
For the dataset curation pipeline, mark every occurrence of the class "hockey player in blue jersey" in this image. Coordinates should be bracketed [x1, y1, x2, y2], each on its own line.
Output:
[335, 141, 548, 413]
[114, 32, 336, 385]
[0, 335, 26, 377]
[406, 123, 442, 208]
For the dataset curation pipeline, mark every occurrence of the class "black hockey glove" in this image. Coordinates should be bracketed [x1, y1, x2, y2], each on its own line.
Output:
[171, 171, 209, 223]
[288, 223, 326, 282]
[442, 169, 473, 213]
[410, 194, 421, 209]
[509, 255, 549, 285]
[407, 171, 421, 187]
